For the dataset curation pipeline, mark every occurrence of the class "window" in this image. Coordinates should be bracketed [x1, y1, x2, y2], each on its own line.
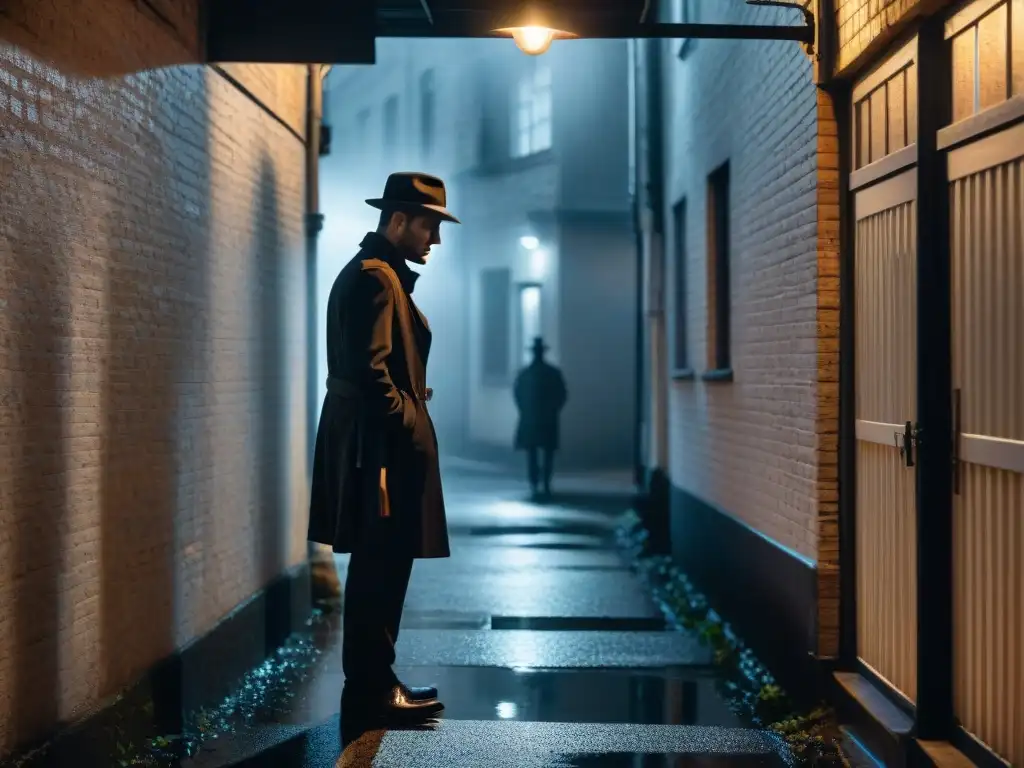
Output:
[481, 268, 512, 383]
[511, 61, 552, 158]
[672, 0, 697, 59]
[518, 283, 543, 366]
[672, 199, 690, 373]
[419, 69, 435, 157]
[355, 108, 370, 137]
[383, 95, 398, 151]
[706, 163, 731, 374]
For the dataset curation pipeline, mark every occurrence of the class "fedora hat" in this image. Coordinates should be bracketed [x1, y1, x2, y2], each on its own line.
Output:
[529, 336, 548, 352]
[365, 172, 461, 224]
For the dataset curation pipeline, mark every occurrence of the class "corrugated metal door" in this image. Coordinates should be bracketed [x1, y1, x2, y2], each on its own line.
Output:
[850, 38, 920, 704]
[944, 1, 1024, 762]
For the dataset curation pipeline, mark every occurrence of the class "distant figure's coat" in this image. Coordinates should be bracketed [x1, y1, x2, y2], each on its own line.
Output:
[513, 356, 568, 451]
[307, 232, 449, 560]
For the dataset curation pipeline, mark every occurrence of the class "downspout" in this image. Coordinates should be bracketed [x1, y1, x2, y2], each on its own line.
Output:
[629, 38, 645, 490]
[304, 64, 342, 595]
[305, 64, 327, 467]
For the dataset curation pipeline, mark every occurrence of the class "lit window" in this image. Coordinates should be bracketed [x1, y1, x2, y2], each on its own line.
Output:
[518, 284, 543, 365]
[511, 62, 552, 158]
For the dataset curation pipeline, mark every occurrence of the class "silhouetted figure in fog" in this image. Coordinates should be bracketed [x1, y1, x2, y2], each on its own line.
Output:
[308, 172, 460, 722]
[513, 337, 568, 498]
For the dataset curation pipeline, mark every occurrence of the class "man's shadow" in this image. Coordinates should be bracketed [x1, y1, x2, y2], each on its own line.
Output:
[337, 707, 440, 767]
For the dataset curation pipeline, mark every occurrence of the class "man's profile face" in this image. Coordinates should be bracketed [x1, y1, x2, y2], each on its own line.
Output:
[393, 212, 442, 265]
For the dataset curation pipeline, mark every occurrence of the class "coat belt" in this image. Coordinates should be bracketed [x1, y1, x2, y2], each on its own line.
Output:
[325, 376, 432, 402]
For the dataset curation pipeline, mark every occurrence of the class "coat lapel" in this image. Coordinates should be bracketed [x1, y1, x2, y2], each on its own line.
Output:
[359, 257, 427, 396]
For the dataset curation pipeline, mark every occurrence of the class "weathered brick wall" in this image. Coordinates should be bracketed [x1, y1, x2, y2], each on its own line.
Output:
[834, 0, 949, 74]
[662, 1, 821, 559]
[0, 2, 309, 753]
[815, 88, 841, 656]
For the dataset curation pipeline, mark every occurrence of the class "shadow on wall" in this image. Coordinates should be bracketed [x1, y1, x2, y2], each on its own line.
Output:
[5, 96, 67, 749]
[96, 63, 216, 731]
[253, 155, 288, 593]
[97, 202, 179, 716]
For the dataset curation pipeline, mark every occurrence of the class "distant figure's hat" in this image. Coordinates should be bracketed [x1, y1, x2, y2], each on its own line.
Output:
[365, 172, 461, 224]
[530, 337, 548, 353]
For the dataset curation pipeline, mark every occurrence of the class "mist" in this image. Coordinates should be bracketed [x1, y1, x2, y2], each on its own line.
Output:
[317, 37, 636, 472]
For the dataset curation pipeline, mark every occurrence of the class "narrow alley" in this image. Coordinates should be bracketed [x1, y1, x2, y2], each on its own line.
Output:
[3, 0, 1023, 766]
[180, 461, 787, 767]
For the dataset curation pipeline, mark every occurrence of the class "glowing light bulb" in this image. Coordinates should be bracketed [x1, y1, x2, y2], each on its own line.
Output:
[511, 26, 555, 55]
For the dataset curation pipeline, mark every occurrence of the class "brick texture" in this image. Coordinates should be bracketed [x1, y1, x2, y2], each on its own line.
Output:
[662, 1, 822, 560]
[833, 0, 952, 74]
[0, 1, 309, 754]
[815, 88, 841, 657]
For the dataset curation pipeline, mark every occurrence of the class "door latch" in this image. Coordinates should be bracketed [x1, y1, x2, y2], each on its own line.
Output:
[894, 420, 921, 468]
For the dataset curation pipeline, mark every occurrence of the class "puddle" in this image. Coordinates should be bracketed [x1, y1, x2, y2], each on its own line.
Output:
[490, 616, 666, 631]
[394, 666, 741, 727]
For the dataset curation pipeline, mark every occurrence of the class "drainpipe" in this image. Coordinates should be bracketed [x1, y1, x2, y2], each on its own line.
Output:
[629, 39, 645, 492]
[305, 64, 326, 466]
[304, 64, 341, 598]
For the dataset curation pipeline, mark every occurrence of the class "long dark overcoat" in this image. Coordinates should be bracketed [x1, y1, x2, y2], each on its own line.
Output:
[513, 360, 568, 450]
[307, 232, 449, 559]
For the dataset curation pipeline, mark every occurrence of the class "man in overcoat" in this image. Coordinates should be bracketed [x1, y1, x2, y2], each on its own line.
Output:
[307, 172, 458, 720]
[513, 337, 568, 498]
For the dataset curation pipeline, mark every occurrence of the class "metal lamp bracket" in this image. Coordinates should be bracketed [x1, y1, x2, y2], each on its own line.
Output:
[745, 0, 816, 55]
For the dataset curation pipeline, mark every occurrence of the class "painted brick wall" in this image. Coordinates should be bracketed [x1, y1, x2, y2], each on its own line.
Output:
[662, 1, 822, 559]
[0, 1, 309, 753]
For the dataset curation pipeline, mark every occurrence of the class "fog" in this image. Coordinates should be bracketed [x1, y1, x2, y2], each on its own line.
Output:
[317, 37, 637, 471]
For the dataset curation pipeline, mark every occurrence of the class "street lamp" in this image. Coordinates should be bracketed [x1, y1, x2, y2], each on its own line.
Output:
[493, 3, 577, 56]
[498, 25, 574, 55]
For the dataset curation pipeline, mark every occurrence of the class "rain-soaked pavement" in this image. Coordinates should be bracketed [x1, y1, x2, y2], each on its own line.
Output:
[183, 459, 788, 768]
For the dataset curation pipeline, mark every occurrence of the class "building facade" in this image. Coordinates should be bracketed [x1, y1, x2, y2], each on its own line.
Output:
[635, 0, 839, 711]
[636, 0, 1023, 765]
[0, 0, 314, 755]
[321, 38, 637, 470]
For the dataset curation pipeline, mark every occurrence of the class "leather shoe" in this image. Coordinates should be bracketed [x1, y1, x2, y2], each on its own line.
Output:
[399, 682, 438, 701]
[343, 682, 444, 719]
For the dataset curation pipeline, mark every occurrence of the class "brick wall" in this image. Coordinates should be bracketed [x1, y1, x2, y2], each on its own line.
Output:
[661, 1, 821, 559]
[815, 88, 841, 656]
[834, 0, 950, 74]
[0, 1, 310, 753]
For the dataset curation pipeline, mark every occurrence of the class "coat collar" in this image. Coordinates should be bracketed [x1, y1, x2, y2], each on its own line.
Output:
[359, 232, 420, 294]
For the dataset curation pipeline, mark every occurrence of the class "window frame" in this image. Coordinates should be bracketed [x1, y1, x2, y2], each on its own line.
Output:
[511, 61, 553, 159]
[704, 162, 732, 380]
[671, 198, 693, 378]
[419, 69, 436, 157]
[382, 95, 399, 152]
[480, 267, 513, 385]
[516, 282, 544, 368]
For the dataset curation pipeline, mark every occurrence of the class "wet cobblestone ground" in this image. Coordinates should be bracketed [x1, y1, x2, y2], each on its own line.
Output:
[181, 459, 790, 768]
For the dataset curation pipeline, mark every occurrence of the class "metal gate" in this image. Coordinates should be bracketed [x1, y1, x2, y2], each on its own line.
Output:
[850, 37, 921, 704]
[943, 1, 1024, 761]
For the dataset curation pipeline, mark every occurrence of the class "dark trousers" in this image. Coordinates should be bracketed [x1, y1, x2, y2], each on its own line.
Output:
[526, 446, 555, 492]
[342, 529, 414, 689]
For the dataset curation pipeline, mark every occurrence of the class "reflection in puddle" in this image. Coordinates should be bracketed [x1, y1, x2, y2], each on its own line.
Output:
[390, 666, 741, 729]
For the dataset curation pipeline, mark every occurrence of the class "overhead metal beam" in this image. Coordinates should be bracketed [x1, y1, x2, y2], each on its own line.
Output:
[204, 0, 377, 63]
[378, 21, 814, 45]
